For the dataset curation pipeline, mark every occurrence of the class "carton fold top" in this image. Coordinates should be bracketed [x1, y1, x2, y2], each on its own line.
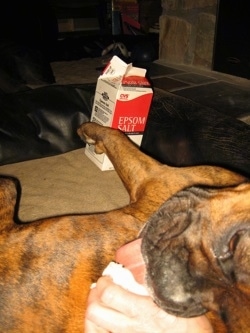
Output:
[102, 56, 147, 78]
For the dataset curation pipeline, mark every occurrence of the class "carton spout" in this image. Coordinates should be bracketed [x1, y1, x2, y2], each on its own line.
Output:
[102, 55, 130, 77]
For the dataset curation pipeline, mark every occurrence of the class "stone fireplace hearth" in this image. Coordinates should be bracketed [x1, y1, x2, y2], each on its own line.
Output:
[160, 0, 217, 70]
[159, 0, 250, 79]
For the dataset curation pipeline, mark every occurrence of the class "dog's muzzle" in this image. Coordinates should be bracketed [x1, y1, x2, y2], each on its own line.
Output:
[140, 183, 250, 318]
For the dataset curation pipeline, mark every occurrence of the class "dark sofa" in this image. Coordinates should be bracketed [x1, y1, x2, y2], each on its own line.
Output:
[1, 82, 250, 180]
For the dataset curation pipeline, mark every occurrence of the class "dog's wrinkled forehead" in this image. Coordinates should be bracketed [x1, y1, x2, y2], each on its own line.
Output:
[140, 184, 250, 317]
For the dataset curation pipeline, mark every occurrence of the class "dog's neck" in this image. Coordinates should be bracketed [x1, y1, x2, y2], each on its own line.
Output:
[216, 285, 250, 332]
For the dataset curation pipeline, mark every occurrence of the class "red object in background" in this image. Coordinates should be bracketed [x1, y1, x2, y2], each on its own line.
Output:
[112, 0, 140, 35]
[120, 2, 140, 34]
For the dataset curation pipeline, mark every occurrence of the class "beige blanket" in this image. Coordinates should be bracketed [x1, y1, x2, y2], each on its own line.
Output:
[0, 57, 130, 222]
[0, 148, 129, 222]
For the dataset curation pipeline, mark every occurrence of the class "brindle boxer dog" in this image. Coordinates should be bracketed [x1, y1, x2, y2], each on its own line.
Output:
[0, 122, 248, 333]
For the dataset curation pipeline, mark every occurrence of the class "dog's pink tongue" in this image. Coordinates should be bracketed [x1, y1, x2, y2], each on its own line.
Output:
[115, 238, 146, 285]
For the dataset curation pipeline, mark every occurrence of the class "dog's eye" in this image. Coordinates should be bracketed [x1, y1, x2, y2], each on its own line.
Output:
[217, 230, 243, 260]
[216, 231, 244, 281]
[215, 229, 245, 261]
[229, 231, 241, 254]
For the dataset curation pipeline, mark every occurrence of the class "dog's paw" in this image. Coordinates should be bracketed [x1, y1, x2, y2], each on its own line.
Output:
[82, 133, 96, 145]
[77, 122, 102, 145]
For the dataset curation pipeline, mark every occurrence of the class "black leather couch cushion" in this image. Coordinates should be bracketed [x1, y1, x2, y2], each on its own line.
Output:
[0, 84, 94, 165]
[141, 90, 250, 177]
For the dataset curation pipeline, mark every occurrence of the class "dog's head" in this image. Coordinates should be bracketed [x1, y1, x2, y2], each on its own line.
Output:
[140, 183, 250, 323]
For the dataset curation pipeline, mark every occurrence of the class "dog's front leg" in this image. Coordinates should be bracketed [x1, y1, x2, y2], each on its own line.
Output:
[77, 122, 248, 223]
[77, 122, 164, 203]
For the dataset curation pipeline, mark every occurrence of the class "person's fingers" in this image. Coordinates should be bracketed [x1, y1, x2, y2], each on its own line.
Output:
[86, 277, 177, 332]
[85, 277, 214, 333]
[85, 317, 109, 333]
[86, 277, 134, 332]
[94, 276, 154, 318]
[86, 293, 179, 333]
[86, 297, 137, 333]
[87, 282, 102, 305]
[85, 279, 113, 332]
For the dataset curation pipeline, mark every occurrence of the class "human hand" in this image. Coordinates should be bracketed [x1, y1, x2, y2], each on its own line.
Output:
[85, 276, 213, 333]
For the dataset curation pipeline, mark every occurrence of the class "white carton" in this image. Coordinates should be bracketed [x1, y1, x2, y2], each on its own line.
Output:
[85, 56, 153, 170]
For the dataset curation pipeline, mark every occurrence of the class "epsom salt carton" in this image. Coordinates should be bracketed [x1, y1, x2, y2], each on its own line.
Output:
[85, 55, 153, 171]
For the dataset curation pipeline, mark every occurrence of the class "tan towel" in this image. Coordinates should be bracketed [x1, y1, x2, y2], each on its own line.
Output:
[0, 149, 129, 222]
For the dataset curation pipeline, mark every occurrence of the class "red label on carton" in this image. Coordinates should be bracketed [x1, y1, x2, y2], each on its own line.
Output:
[112, 93, 153, 133]
[122, 75, 151, 87]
